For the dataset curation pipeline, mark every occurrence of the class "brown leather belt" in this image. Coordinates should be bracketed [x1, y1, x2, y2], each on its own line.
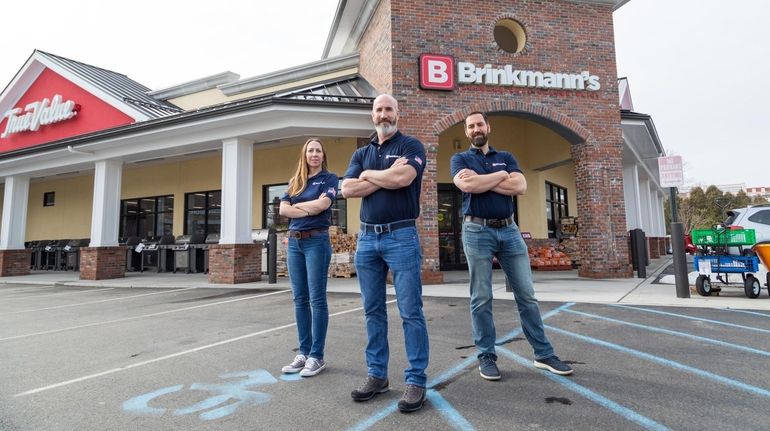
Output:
[289, 229, 328, 239]
[464, 215, 514, 228]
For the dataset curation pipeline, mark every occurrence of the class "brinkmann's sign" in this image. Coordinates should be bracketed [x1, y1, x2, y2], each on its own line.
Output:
[1, 94, 79, 138]
[419, 54, 600, 92]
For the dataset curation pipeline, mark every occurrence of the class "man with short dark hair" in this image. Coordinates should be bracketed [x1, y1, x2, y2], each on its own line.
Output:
[341, 94, 429, 413]
[450, 111, 573, 381]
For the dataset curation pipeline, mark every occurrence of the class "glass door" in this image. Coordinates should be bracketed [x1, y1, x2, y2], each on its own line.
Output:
[438, 184, 466, 270]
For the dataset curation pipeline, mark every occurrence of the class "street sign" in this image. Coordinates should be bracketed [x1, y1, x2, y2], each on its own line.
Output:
[658, 155, 684, 188]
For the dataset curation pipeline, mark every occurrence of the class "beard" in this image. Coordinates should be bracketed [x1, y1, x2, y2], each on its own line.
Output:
[470, 133, 488, 147]
[375, 121, 397, 137]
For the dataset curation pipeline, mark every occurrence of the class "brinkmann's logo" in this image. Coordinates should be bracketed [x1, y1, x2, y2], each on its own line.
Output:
[458, 62, 600, 91]
[419, 54, 600, 92]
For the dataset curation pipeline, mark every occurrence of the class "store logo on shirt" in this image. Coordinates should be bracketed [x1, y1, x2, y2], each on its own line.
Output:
[418, 53, 600, 92]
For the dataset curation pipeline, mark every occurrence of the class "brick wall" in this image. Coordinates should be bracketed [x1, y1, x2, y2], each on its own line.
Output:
[358, 0, 632, 278]
[208, 243, 262, 284]
[0, 249, 31, 276]
[79, 247, 126, 280]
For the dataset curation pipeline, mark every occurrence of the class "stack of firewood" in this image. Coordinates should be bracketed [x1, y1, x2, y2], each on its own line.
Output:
[328, 226, 357, 277]
[528, 246, 573, 270]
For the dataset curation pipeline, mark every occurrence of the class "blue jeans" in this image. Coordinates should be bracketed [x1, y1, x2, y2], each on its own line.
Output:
[355, 226, 429, 387]
[287, 233, 332, 360]
[461, 220, 555, 360]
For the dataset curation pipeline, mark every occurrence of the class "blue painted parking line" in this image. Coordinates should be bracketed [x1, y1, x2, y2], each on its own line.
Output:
[497, 347, 670, 431]
[544, 325, 770, 399]
[565, 309, 770, 357]
[611, 304, 770, 334]
[346, 303, 575, 431]
[426, 390, 476, 431]
[726, 308, 770, 318]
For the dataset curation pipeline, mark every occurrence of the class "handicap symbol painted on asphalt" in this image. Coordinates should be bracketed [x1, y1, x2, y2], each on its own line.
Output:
[123, 369, 278, 421]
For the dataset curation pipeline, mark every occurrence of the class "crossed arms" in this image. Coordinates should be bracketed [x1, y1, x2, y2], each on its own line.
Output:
[279, 194, 333, 219]
[341, 157, 417, 198]
[453, 168, 527, 196]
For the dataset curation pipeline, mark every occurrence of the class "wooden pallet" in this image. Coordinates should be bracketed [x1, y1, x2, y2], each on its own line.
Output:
[531, 265, 572, 271]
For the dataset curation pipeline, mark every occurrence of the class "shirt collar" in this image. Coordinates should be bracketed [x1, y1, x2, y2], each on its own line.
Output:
[370, 130, 403, 147]
[468, 145, 497, 155]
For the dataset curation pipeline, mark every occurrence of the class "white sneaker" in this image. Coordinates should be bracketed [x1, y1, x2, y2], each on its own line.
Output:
[281, 354, 307, 374]
[299, 357, 326, 377]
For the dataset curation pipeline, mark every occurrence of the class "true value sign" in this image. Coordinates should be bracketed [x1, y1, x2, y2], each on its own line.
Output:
[1, 94, 79, 138]
[419, 54, 601, 92]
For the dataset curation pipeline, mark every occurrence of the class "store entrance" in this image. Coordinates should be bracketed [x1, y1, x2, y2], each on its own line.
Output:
[438, 184, 466, 271]
[438, 183, 519, 271]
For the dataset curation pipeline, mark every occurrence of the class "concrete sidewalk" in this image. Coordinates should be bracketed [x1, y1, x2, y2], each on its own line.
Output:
[2, 256, 770, 310]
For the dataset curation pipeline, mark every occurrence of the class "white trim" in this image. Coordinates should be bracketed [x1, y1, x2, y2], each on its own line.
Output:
[148, 72, 240, 100]
[0, 175, 30, 250]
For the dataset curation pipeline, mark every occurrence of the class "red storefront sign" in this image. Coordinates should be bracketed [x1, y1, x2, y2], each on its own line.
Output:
[0, 68, 134, 154]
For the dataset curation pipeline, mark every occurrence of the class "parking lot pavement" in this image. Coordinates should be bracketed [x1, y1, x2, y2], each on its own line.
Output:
[2, 284, 770, 430]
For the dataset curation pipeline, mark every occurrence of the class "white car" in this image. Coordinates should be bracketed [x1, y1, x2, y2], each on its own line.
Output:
[724, 204, 770, 255]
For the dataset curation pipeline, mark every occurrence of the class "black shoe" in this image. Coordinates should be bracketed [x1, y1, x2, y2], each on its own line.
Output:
[478, 354, 501, 381]
[534, 355, 573, 375]
[397, 384, 426, 413]
[351, 376, 389, 402]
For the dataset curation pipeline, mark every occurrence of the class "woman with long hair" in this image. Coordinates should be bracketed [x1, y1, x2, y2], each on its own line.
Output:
[278, 138, 337, 377]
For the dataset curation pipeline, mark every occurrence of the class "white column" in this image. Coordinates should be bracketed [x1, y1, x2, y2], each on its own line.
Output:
[658, 192, 667, 236]
[639, 178, 653, 233]
[0, 175, 30, 250]
[220, 138, 253, 244]
[89, 160, 123, 247]
[622, 165, 642, 230]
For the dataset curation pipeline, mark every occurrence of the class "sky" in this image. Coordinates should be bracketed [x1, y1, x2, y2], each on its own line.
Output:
[1, 0, 767, 188]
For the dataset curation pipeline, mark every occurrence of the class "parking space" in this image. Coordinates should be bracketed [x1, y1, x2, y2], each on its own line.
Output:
[2, 285, 770, 430]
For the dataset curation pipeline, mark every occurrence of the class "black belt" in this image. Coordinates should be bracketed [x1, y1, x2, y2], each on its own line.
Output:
[464, 215, 514, 228]
[289, 229, 328, 239]
[360, 219, 416, 234]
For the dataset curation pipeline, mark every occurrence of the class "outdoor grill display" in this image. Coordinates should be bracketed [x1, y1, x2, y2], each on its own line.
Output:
[28, 240, 47, 270]
[139, 234, 175, 272]
[63, 238, 90, 271]
[201, 233, 220, 274]
[171, 234, 205, 273]
[39, 239, 70, 271]
[120, 237, 142, 271]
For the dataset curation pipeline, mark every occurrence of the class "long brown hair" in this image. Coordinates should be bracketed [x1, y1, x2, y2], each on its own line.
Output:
[287, 138, 328, 197]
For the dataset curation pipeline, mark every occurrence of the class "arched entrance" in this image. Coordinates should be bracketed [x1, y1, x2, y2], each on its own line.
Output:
[436, 112, 576, 270]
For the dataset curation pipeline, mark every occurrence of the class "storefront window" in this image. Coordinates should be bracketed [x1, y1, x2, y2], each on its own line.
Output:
[184, 190, 221, 236]
[120, 195, 174, 239]
[263, 181, 347, 232]
[546, 182, 569, 239]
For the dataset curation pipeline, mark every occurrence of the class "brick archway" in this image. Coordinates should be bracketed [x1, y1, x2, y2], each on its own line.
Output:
[432, 101, 591, 144]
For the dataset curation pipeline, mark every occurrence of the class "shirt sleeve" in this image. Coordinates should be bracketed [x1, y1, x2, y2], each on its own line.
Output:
[401, 137, 427, 176]
[323, 174, 339, 201]
[343, 148, 364, 179]
[506, 152, 523, 174]
[450, 153, 468, 178]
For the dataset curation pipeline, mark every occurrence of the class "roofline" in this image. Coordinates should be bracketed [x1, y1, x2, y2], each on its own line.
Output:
[0, 96, 373, 161]
[218, 53, 359, 96]
[322, 0, 380, 59]
[148, 71, 240, 100]
[621, 110, 664, 155]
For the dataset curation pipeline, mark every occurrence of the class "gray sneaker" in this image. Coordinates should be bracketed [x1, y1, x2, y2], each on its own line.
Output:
[351, 375, 389, 401]
[478, 354, 501, 381]
[398, 384, 426, 413]
[299, 357, 326, 377]
[281, 354, 307, 374]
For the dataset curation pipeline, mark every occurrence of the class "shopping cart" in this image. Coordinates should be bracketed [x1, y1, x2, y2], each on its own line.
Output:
[691, 226, 762, 298]
[751, 241, 770, 297]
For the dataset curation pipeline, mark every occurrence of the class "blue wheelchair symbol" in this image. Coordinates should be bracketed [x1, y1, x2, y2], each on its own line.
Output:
[123, 369, 278, 421]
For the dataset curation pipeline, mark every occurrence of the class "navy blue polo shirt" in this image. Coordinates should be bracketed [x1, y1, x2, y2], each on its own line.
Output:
[343, 130, 426, 224]
[281, 170, 338, 231]
[450, 146, 521, 219]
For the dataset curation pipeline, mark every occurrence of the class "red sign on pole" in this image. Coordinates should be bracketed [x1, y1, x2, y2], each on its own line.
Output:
[658, 155, 684, 188]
